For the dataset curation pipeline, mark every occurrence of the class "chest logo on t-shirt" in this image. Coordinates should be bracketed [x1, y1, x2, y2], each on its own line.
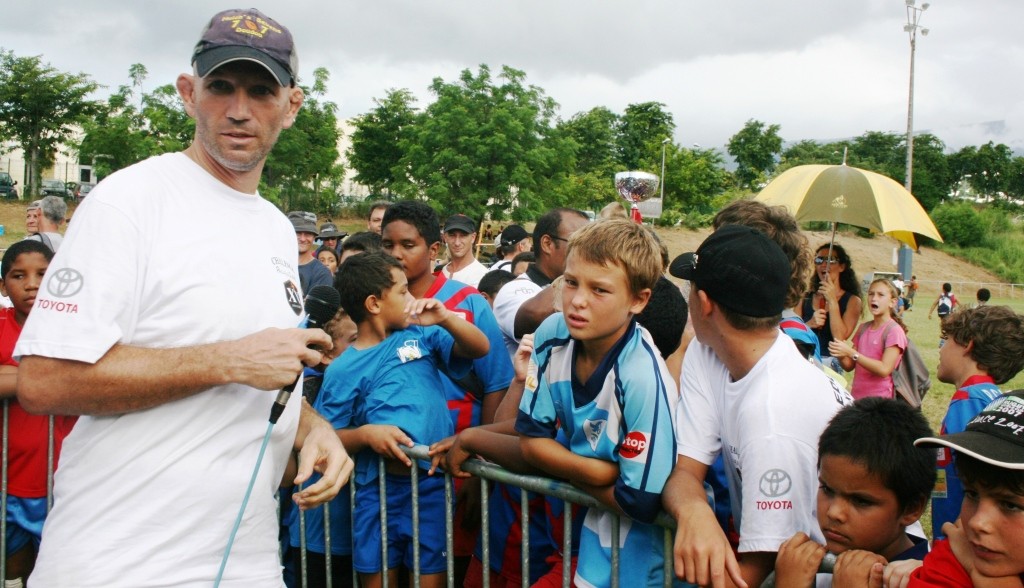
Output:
[398, 340, 423, 363]
[619, 431, 649, 460]
[583, 419, 606, 451]
[284, 280, 302, 315]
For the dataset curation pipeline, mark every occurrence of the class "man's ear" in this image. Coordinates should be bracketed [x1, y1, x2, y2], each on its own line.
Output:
[898, 497, 927, 528]
[364, 293, 382, 317]
[539, 234, 555, 256]
[176, 74, 196, 119]
[696, 289, 714, 318]
[282, 86, 304, 129]
[628, 288, 652, 315]
[428, 241, 441, 261]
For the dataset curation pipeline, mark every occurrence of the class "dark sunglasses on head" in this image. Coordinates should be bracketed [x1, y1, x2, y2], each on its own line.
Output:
[814, 256, 838, 265]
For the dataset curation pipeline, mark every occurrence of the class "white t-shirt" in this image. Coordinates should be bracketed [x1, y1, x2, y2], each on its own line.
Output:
[17, 153, 304, 587]
[441, 257, 489, 288]
[491, 272, 543, 358]
[676, 334, 852, 553]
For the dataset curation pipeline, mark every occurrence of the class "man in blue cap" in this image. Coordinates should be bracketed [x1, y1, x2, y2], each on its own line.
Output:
[16, 9, 351, 586]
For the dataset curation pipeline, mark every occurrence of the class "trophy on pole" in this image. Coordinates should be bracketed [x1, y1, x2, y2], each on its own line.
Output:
[614, 171, 659, 224]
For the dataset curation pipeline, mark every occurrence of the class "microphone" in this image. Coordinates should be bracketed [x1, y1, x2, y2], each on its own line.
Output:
[269, 285, 342, 424]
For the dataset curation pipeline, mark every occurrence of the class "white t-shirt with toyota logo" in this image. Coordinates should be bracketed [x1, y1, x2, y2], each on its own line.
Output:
[677, 333, 852, 553]
[16, 152, 303, 586]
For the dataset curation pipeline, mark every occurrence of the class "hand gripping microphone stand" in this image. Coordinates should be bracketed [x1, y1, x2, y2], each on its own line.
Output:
[215, 286, 341, 586]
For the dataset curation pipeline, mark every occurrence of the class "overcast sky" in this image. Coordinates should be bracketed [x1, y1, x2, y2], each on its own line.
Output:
[3, 1, 1021, 155]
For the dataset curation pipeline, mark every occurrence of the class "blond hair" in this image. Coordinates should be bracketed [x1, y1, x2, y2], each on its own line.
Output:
[567, 218, 661, 296]
[599, 201, 629, 220]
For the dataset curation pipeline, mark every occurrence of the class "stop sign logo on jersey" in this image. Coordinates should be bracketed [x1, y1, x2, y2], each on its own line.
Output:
[619, 431, 649, 460]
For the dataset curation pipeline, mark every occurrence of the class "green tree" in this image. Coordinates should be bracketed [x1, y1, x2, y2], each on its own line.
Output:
[264, 66, 345, 212]
[0, 49, 99, 196]
[347, 88, 418, 196]
[79, 65, 193, 180]
[727, 119, 782, 189]
[395, 65, 574, 221]
[559, 106, 620, 176]
[932, 201, 985, 247]
[617, 102, 674, 171]
[141, 84, 193, 155]
[663, 144, 730, 213]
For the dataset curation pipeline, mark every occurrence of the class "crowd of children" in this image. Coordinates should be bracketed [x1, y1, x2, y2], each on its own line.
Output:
[10, 196, 1024, 588]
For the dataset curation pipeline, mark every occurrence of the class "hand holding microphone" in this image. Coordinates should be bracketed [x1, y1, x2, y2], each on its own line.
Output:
[270, 285, 342, 424]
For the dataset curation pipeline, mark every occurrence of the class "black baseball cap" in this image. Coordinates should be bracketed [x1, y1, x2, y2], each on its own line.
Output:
[916, 391, 1024, 470]
[192, 9, 298, 86]
[499, 224, 529, 247]
[444, 214, 476, 234]
[669, 225, 790, 318]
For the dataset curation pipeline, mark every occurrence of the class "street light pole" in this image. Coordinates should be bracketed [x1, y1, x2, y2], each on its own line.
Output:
[899, 0, 929, 281]
[660, 138, 670, 201]
[903, 0, 929, 194]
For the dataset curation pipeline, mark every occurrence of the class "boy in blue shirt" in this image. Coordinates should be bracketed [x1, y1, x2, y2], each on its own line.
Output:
[516, 218, 682, 587]
[318, 252, 490, 588]
[380, 201, 515, 582]
[931, 304, 1024, 540]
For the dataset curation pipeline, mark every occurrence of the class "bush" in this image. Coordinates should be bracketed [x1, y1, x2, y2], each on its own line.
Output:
[655, 209, 682, 227]
[932, 202, 985, 247]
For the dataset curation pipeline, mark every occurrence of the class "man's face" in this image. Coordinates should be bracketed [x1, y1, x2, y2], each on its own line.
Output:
[321, 237, 339, 250]
[368, 208, 386, 234]
[548, 213, 589, 276]
[381, 220, 439, 287]
[296, 231, 316, 256]
[25, 208, 40, 233]
[444, 229, 476, 262]
[180, 61, 302, 174]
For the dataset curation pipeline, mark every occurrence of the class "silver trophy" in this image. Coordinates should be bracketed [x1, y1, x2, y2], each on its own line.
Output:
[614, 171, 659, 223]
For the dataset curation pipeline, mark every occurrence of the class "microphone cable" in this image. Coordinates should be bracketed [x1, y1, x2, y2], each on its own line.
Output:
[214, 286, 341, 586]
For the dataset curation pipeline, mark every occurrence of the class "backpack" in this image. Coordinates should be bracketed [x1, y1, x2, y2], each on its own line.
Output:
[937, 293, 953, 316]
[855, 322, 932, 408]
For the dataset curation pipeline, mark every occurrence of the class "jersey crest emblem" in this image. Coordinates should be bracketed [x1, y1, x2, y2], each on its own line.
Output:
[397, 340, 423, 363]
[583, 419, 606, 451]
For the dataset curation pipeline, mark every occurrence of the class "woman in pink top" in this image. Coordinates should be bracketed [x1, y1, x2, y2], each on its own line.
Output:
[829, 278, 908, 399]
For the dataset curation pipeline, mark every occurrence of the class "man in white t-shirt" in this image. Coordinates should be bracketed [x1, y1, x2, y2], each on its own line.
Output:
[15, 9, 352, 587]
[491, 207, 588, 357]
[488, 223, 530, 273]
[439, 213, 489, 288]
[663, 225, 851, 588]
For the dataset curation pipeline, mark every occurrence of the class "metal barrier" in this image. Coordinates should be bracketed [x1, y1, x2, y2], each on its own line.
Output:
[287, 444, 678, 588]
[0, 398, 58, 587]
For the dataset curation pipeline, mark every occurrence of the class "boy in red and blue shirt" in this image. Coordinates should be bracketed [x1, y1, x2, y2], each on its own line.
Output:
[0, 241, 77, 584]
[931, 305, 1024, 539]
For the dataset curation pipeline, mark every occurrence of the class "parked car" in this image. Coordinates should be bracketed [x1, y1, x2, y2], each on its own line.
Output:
[0, 172, 17, 200]
[41, 179, 73, 198]
[75, 182, 96, 201]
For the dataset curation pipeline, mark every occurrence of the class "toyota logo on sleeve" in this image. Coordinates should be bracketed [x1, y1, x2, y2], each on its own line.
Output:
[758, 469, 792, 498]
[47, 268, 85, 298]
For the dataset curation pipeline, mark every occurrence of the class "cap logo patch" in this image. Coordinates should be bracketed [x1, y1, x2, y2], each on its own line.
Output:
[221, 14, 282, 40]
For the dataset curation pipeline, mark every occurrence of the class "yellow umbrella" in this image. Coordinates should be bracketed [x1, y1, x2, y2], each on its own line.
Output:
[754, 164, 943, 249]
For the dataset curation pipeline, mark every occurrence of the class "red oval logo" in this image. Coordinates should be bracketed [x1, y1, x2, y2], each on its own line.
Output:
[619, 431, 648, 459]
